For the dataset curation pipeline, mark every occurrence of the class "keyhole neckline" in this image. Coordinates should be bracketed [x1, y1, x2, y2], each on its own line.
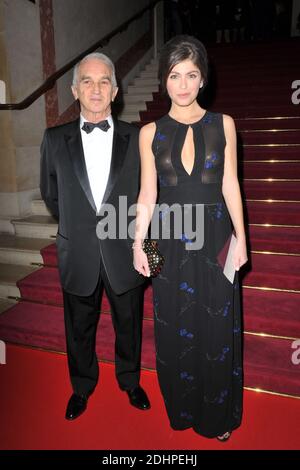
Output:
[167, 110, 207, 127]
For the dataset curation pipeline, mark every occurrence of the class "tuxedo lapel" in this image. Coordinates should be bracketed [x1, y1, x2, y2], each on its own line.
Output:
[101, 119, 129, 205]
[65, 119, 97, 212]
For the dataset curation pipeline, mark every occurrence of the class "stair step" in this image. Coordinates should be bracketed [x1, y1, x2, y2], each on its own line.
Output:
[139, 70, 159, 79]
[127, 84, 159, 94]
[14, 259, 300, 338]
[243, 288, 300, 338]
[145, 64, 159, 73]
[236, 117, 300, 131]
[240, 161, 300, 179]
[244, 252, 300, 291]
[0, 301, 155, 370]
[0, 234, 51, 265]
[242, 145, 300, 160]
[0, 299, 299, 396]
[0, 263, 40, 298]
[248, 225, 300, 254]
[31, 199, 51, 216]
[119, 114, 140, 123]
[133, 77, 159, 87]
[239, 129, 300, 145]
[123, 93, 154, 103]
[0, 298, 17, 315]
[11, 215, 57, 239]
[122, 102, 147, 113]
[246, 201, 300, 225]
[244, 334, 300, 397]
[243, 180, 300, 201]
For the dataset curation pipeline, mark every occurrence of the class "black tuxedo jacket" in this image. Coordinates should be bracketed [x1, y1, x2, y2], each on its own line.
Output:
[40, 117, 144, 296]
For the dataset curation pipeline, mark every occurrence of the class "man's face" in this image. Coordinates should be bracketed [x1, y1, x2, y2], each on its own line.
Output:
[71, 58, 118, 122]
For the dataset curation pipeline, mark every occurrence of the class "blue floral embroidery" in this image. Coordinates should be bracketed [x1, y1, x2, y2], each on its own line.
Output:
[159, 205, 171, 219]
[180, 328, 194, 339]
[180, 371, 194, 382]
[205, 152, 219, 169]
[217, 389, 229, 404]
[204, 389, 229, 404]
[205, 160, 213, 169]
[223, 301, 231, 317]
[219, 346, 230, 362]
[215, 202, 223, 219]
[202, 112, 213, 124]
[208, 202, 224, 220]
[233, 367, 242, 377]
[206, 346, 230, 362]
[179, 282, 194, 294]
[180, 233, 193, 244]
[156, 131, 166, 141]
[158, 174, 168, 187]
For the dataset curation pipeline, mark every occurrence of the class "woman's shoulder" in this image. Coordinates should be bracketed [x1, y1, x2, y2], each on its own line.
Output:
[222, 114, 236, 133]
[140, 121, 157, 141]
[222, 113, 235, 125]
[207, 111, 234, 124]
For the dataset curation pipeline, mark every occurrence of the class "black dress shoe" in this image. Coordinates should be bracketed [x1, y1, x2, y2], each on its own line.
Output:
[126, 386, 151, 410]
[65, 393, 88, 420]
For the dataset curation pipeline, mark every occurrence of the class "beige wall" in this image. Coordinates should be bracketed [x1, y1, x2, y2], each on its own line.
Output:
[0, 0, 159, 220]
[0, 0, 46, 217]
[53, 0, 150, 113]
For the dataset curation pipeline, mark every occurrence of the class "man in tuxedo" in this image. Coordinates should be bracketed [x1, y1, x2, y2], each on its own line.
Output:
[40, 52, 150, 420]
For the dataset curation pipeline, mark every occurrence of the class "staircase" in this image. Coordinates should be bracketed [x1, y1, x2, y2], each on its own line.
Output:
[0, 41, 299, 398]
[119, 58, 160, 123]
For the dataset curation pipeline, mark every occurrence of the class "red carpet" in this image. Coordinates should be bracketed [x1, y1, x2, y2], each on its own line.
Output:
[1, 294, 300, 396]
[0, 344, 299, 450]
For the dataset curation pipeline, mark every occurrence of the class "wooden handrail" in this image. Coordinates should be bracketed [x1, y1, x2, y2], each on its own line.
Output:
[0, 0, 160, 110]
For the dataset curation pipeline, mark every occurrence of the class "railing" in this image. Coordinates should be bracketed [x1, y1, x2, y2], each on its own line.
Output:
[0, 0, 161, 111]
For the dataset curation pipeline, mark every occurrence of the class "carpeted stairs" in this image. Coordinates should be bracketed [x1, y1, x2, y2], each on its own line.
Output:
[0, 39, 299, 398]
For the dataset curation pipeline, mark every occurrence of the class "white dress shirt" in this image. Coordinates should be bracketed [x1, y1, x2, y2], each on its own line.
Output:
[80, 114, 114, 213]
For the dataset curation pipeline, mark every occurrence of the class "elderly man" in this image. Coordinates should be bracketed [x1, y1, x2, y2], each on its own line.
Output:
[40, 52, 150, 420]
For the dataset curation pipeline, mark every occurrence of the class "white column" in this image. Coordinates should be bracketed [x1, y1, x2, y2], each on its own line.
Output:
[0, 80, 5, 103]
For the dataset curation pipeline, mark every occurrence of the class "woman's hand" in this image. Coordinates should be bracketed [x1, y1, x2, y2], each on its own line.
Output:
[133, 246, 151, 277]
[233, 238, 248, 271]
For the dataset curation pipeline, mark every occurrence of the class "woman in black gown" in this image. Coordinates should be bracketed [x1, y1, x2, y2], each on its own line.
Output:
[133, 36, 248, 441]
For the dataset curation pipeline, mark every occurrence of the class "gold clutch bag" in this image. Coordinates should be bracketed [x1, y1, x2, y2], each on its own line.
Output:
[142, 239, 164, 277]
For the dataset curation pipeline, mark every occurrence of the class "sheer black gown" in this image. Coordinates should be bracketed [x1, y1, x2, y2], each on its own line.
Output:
[151, 111, 243, 438]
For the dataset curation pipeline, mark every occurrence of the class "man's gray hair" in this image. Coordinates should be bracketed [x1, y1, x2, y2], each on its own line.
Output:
[72, 52, 117, 88]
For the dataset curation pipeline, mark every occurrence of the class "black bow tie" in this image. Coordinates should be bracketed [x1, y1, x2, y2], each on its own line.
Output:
[82, 120, 110, 134]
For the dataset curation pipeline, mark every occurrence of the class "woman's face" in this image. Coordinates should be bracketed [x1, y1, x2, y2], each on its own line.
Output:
[166, 59, 203, 107]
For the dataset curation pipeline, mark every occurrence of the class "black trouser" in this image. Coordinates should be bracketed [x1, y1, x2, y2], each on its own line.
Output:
[63, 262, 144, 396]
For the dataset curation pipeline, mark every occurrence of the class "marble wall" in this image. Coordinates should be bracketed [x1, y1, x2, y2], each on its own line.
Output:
[52, 0, 150, 117]
[0, 0, 45, 219]
[0, 0, 160, 220]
